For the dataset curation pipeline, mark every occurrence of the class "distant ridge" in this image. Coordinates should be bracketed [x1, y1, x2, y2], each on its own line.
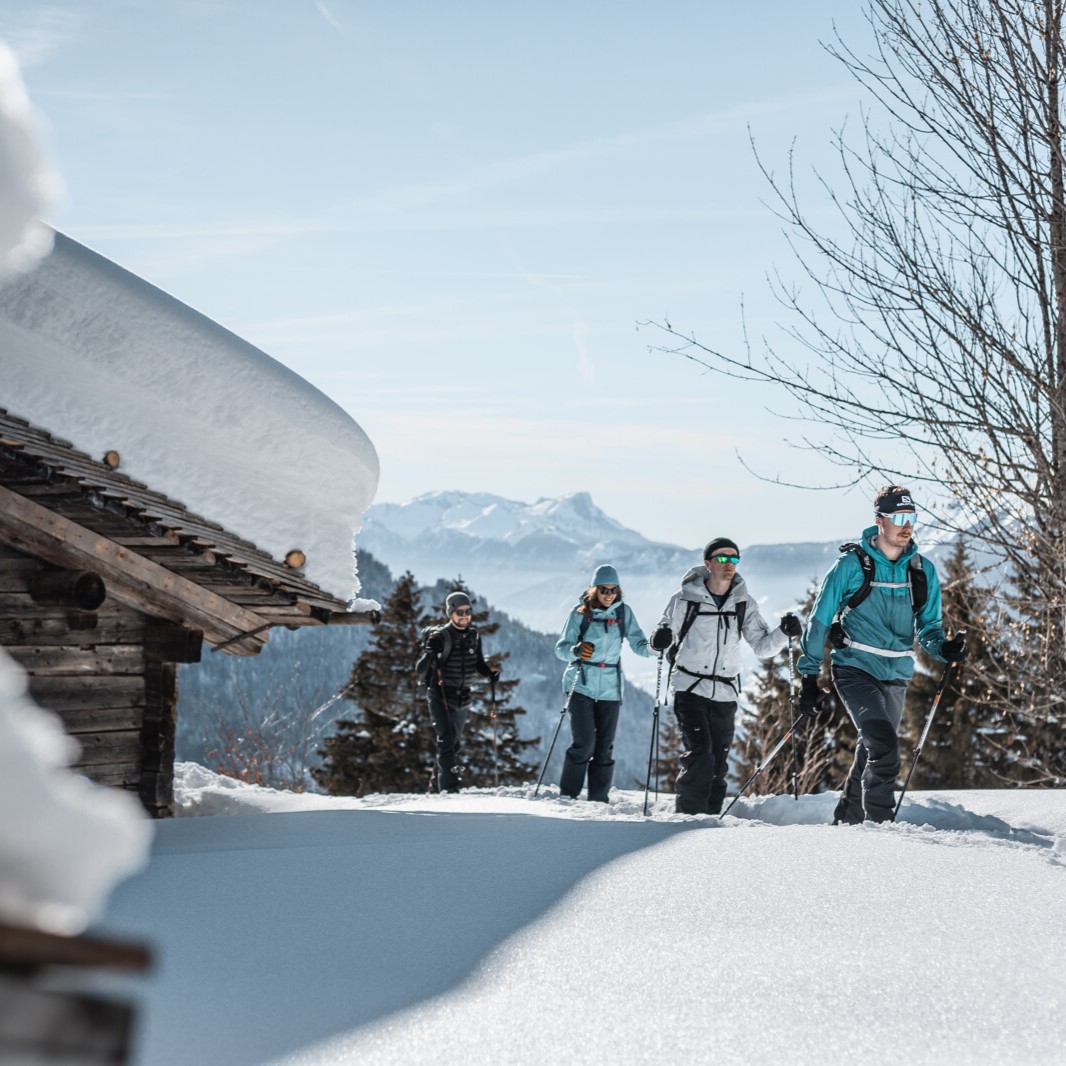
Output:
[360, 490, 850, 642]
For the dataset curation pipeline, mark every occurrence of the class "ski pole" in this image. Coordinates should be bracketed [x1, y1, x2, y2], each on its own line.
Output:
[643, 652, 665, 816]
[788, 635, 799, 801]
[721, 720, 802, 818]
[892, 630, 966, 822]
[534, 669, 581, 796]
[490, 676, 499, 788]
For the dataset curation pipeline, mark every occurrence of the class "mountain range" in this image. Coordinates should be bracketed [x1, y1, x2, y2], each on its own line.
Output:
[360, 489, 847, 640]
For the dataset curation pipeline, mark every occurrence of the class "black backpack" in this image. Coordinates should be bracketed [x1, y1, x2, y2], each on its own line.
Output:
[667, 597, 747, 666]
[415, 623, 452, 689]
[830, 542, 928, 647]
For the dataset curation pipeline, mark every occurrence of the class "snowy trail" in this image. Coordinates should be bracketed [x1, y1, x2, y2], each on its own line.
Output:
[275, 811, 1065, 1066]
[93, 776, 1066, 1066]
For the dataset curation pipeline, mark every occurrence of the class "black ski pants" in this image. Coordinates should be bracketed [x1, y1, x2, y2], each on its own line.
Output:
[673, 691, 736, 815]
[832, 665, 908, 824]
[427, 685, 470, 792]
[559, 692, 620, 802]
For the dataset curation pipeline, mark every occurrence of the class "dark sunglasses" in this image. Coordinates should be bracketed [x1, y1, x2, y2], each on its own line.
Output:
[452, 607, 472, 616]
[596, 585, 620, 595]
[711, 554, 740, 565]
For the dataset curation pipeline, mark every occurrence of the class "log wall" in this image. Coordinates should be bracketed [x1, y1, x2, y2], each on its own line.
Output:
[0, 541, 189, 817]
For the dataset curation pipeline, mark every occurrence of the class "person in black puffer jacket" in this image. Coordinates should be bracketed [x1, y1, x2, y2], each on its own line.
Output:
[421, 591, 498, 792]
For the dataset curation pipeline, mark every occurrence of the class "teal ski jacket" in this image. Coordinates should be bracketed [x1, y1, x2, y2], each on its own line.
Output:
[798, 526, 948, 682]
[554, 600, 651, 701]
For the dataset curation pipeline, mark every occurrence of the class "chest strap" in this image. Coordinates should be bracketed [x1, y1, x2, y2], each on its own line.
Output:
[674, 664, 740, 694]
[836, 636, 915, 659]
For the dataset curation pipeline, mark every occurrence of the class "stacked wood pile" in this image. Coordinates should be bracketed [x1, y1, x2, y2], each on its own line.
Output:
[0, 408, 377, 817]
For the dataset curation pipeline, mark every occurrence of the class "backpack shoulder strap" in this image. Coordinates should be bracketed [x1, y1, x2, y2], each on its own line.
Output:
[667, 599, 701, 663]
[837, 543, 927, 620]
[735, 598, 747, 633]
[839, 542, 875, 613]
[908, 553, 928, 613]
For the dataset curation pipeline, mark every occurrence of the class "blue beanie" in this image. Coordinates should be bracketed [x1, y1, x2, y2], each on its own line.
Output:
[592, 564, 619, 586]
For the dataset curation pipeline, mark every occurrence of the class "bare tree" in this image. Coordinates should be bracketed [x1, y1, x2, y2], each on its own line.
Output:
[646, 0, 1066, 784]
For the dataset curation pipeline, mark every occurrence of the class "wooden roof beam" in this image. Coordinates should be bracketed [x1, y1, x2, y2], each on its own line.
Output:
[0, 485, 269, 654]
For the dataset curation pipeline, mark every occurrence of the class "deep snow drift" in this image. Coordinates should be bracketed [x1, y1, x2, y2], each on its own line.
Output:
[89, 764, 1066, 1066]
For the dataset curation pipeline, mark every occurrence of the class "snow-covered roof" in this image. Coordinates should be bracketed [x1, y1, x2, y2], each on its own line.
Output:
[0, 408, 371, 652]
[0, 229, 379, 601]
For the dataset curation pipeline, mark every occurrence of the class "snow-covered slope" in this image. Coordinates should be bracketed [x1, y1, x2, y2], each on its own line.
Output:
[0, 230, 379, 600]
[90, 764, 1066, 1066]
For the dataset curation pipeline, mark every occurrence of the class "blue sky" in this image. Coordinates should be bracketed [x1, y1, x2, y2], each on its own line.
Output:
[2, 1, 887, 551]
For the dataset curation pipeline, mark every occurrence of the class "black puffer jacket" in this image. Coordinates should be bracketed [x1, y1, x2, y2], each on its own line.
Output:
[430, 624, 493, 693]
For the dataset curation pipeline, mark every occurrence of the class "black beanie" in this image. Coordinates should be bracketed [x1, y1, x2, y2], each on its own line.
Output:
[704, 537, 739, 560]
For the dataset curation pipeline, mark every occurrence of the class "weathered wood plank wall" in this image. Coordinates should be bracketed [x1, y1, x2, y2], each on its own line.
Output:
[0, 541, 180, 816]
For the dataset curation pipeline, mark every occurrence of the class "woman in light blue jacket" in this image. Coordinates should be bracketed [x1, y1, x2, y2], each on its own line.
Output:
[553, 564, 651, 802]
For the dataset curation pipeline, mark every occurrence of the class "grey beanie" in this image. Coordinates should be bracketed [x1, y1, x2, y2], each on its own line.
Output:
[445, 591, 472, 614]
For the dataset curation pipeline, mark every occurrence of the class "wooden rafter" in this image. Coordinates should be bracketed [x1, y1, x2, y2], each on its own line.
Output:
[0, 485, 269, 654]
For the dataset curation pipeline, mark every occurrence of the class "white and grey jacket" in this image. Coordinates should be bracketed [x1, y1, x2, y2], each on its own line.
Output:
[657, 566, 787, 700]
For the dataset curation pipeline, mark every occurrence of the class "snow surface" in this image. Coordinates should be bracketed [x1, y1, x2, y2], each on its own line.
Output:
[0, 230, 380, 601]
[89, 763, 1066, 1066]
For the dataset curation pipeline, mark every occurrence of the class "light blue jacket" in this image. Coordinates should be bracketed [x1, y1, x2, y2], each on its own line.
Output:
[554, 600, 651, 701]
[798, 526, 947, 682]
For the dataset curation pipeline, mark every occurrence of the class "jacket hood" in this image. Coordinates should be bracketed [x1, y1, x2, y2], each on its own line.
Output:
[678, 566, 745, 604]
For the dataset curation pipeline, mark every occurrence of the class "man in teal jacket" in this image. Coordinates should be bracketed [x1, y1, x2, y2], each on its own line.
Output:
[796, 486, 967, 824]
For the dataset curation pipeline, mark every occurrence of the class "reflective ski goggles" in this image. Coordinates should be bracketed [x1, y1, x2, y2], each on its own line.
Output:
[711, 554, 740, 565]
[878, 511, 917, 527]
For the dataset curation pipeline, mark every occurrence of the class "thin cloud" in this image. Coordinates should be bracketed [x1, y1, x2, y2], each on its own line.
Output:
[314, 2, 343, 32]
[1, 8, 81, 68]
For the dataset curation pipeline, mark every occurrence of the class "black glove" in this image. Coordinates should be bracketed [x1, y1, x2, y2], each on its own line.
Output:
[940, 634, 968, 662]
[650, 626, 673, 652]
[572, 641, 594, 661]
[797, 675, 823, 718]
[426, 633, 444, 655]
[779, 612, 802, 638]
[488, 669, 501, 684]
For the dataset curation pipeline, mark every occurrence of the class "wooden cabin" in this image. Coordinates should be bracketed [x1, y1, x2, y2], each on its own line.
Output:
[0, 407, 376, 817]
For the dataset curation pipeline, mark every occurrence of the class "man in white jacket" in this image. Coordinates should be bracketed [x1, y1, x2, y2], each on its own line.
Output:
[652, 537, 802, 815]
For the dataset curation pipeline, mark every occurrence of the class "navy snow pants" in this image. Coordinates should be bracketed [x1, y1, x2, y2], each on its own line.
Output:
[832, 665, 908, 823]
[673, 691, 736, 815]
[559, 692, 620, 802]
[428, 685, 470, 792]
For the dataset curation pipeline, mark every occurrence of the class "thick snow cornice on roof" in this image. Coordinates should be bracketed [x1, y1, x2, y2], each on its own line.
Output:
[0, 230, 379, 600]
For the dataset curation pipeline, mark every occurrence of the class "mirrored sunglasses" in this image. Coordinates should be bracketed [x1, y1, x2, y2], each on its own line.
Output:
[596, 585, 620, 595]
[452, 607, 473, 616]
[879, 511, 917, 527]
[712, 554, 740, 565]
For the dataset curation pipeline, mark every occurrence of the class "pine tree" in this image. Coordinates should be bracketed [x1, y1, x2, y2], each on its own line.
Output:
[733, 585, 855, 797]
[900, 540, 1002, 789]
[313, 571, 437, 796]
[988, 554, 1066, 786]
